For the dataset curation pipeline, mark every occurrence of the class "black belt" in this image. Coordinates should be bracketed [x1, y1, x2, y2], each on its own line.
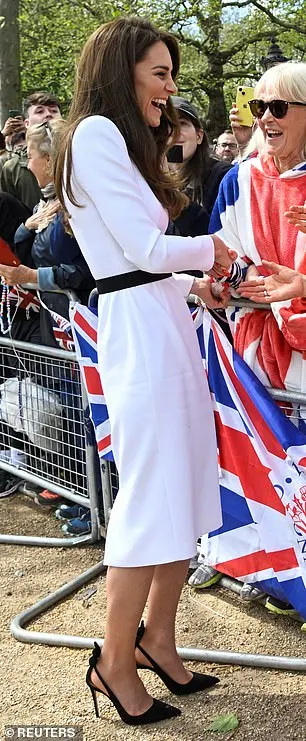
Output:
[96, 270, 171, 294]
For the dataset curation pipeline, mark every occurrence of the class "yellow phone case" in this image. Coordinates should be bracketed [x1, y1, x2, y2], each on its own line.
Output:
[236, 86, 255, 127]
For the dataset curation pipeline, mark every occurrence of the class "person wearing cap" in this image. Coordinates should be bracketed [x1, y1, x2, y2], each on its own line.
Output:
[171, 97, 232, 219]
[169, 96, 233, 341]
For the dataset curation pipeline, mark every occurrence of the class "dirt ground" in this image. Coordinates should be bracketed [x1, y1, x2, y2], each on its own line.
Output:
[1, 492, 306, 741]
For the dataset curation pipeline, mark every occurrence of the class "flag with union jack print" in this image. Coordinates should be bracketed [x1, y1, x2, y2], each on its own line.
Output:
[70, 302, 112, 459]
[70, 300, 306, 617]
[47, 307, 75, 352]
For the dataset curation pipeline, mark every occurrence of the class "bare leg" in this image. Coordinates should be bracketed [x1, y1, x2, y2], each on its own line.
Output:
[91, 564, 154, 715]
[135, 559, 192, 683]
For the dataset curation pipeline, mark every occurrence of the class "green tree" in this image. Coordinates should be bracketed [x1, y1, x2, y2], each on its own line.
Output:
[0, 0, 21, 124]
[18, 0, 306, 137]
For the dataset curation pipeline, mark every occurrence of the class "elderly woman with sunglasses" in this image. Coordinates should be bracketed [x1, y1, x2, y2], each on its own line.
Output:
[200, 61, 306, 614]
[210, 61, 306, 393]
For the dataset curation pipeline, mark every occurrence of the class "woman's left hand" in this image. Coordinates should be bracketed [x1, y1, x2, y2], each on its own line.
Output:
[237, 260, 306, 302]
[0, 264, 38, 286]
[191, 275, 230, 309]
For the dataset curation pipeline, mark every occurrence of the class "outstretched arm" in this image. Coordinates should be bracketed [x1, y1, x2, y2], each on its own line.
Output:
[237, 260, 306, 303]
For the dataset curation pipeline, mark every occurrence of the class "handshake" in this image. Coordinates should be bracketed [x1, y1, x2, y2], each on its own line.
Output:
[209, 235, 237, 279]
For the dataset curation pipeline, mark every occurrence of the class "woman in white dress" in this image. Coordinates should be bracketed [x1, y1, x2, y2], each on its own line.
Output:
[54, 16, 235, 726]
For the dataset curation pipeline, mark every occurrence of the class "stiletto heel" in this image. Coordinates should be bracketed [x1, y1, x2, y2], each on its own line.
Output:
[136, 621, 220, 696]
[86, 641, 181, 725]
[89, 684, 100, 718]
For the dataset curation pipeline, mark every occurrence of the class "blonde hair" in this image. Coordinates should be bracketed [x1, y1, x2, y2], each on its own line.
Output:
[242, 126, 265, 159]
[26, 121, 55, 155]
[254, 61, 306, 161]
[255, 61, 306, 103]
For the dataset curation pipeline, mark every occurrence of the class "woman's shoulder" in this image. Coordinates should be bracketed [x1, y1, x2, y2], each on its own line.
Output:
[73, 115, 126, 149]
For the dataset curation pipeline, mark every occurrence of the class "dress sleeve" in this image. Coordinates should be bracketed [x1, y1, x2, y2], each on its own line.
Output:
[70, 116, 215, 274]
[172, 273, 195, 297]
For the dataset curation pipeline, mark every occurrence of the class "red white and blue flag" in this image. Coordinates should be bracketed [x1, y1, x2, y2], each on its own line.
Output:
[70, 301, 306, 617]
[70, 303, 112, 459]
[47, 307, 75, 352]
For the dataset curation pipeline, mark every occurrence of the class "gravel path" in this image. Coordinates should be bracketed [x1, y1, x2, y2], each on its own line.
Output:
[1, 493, 305, 740]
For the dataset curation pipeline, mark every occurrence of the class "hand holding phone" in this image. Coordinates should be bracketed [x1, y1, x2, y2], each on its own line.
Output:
[235, 86, 255, 128]
[8, 109, 22, 118]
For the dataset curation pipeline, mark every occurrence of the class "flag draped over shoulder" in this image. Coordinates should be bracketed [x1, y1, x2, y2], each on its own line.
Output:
[70, 301, 306, 617]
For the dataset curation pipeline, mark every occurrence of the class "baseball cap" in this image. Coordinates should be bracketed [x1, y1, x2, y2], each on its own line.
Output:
[171, 96, 202, 128]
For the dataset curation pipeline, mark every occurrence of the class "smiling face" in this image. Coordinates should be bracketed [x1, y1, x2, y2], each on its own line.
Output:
[175, 115, 203, 162]
[134, 40, 177, 127]
[256, 83, 306, 172]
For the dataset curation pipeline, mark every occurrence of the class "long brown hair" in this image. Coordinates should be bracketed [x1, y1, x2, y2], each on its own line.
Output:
[54, 16, 187, 219]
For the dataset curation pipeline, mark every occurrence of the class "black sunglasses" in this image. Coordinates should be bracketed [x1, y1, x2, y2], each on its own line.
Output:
[248, 98, 306, 120]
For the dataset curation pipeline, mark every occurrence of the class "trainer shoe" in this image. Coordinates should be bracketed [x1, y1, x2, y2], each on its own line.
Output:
[55, 503, 89, 521]
[188, 564, 222, 589]
[62, 511, 91, 536]
[35, 489, 64, 506]
[265, 596, 298, 616]
[240, 584, 266, 602]
[0, 469, 22, 498]
[189, 555, 200, 571]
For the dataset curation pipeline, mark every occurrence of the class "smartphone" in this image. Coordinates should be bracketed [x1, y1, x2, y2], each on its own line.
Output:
[235, 86, 255, 127]
[167, 144, 183, 163]
[8, 109, 22, 118]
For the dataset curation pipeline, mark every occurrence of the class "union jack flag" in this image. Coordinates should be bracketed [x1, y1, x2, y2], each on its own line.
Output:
[8, 285, 40, 313]
[48, 307, 75, 352]
[70, 301, 306, 617]
[70, 303, 112, 459]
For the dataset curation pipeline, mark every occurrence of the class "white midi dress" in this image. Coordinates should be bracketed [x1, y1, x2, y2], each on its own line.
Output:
[66, 116, 222, 567]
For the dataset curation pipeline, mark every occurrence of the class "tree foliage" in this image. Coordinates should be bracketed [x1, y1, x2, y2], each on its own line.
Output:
[0, 0, 21, 124]
[14, 0, 306, 137]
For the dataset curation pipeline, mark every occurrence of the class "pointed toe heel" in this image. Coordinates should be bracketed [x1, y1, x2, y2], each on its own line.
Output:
[136, 621, 220, 696]
[86, 641, 181, 725]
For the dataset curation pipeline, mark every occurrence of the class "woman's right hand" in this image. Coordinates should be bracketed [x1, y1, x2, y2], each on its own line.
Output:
[209, 234, 237, 278]
[285, 205, 306, 233]
[25, 200, 60, 231]
[229, 103, 253, 149]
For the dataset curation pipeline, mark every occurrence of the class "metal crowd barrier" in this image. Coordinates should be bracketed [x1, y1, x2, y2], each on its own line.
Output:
[7, 298, 306, 673]
[0, 287, 103, 546]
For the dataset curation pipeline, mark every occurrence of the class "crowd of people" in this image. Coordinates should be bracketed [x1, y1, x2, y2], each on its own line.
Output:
[0, 13, 306, 726]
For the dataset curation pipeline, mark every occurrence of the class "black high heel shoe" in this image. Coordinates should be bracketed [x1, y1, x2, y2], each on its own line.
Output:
[136, 621, 220, 696]
[86, 641, 181, 725]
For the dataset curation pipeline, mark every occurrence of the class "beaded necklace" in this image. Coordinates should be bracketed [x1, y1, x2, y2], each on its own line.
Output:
[0, 279, 17, 334]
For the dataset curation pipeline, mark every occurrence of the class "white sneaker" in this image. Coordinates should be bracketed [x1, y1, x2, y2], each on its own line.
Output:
[240, 584, 265, 602]
[188, 564, 222, 589]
